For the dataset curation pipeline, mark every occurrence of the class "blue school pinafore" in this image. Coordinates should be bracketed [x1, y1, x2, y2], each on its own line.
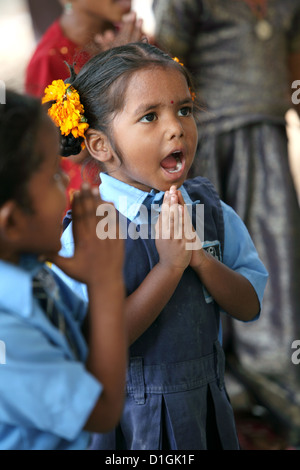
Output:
[92, 177, 239, 450]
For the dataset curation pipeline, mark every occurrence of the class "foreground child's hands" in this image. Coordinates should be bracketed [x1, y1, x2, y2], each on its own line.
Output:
[46, 184, 126, 433]
[49, 183, 124, 287]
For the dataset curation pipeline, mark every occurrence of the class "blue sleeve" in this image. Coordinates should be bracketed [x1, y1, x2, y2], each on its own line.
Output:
[221, 201, 268, 316]
[0, 313, 102, 441]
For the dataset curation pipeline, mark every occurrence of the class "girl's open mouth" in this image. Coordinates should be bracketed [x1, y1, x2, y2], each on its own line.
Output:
[160, 151, 185, 174]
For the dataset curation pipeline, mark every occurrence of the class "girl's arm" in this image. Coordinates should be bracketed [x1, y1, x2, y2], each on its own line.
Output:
[50, 185, 127, 433]
[125, 190, 191, 344]
[176, 187, 260, 321]
[84, 275, 126, 432]
[190, 248, 260, 321]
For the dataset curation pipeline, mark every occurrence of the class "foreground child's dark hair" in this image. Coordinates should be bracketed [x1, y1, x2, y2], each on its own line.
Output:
[0, 91, 45, 211]
[61, 42, 197, 157]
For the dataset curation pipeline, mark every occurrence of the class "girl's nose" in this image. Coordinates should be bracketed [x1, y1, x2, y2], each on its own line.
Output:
[166, 116, 184, 140]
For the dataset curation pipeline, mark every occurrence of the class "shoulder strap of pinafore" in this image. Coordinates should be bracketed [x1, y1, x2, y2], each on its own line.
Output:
[183, 176, 225, 253]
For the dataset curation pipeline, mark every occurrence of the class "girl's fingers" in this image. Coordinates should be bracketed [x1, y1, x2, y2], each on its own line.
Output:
[131, 19, 144, 42]
[72, 184, 99, 239]
[163, 190, 170, 206]
[156, 201, 169, 237]
[159, 202, 183, 239]
[170, 203, 184, 240]
[177, 189, 185, 206]
[81, 184, 98, 230]
[116, 12, 143, 45]
[71, 190, 85, 241]
[169, 185, 181, 207]
[157, 187, 185, 239]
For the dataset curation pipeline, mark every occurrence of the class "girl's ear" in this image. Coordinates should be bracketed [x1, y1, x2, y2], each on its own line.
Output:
[85, 129, 113, 163]
[0, 201, 26, 244]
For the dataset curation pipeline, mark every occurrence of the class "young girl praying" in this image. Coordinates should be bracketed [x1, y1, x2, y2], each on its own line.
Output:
[0, 91, 126, 450]
[46, 42, 268, 450]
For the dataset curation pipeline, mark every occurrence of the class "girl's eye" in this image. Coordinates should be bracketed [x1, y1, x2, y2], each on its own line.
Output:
[140, 113, 157, 123]
[178, 106, 192, 117]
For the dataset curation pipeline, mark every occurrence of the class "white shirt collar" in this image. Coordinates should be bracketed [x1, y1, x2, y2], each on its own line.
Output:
[99, 172, 194, 223]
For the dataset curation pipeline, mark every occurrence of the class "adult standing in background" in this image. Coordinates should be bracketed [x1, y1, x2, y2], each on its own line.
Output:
[154, 0, 300, 444]
[26, 0, 143, 98]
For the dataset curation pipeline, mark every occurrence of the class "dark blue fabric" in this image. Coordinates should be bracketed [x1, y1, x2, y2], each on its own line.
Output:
[92, 176, 239, 450]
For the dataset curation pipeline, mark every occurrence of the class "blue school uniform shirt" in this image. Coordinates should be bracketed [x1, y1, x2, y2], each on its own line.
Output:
[56, 172, 268, 322]
[0, 255, 102, 450]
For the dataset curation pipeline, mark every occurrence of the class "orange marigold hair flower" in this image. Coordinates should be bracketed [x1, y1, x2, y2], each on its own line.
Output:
[189, 88, 196, 102]
[173, 56, 184, 66]
[42, 80, 89, 148]
[172, 57, 196, 101]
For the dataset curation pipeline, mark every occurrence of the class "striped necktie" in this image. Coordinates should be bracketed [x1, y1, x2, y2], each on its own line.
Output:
[32, 267, 80, 359]
[142, 192, 164, 238]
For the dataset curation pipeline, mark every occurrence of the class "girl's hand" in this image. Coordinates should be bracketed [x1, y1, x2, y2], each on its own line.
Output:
[155, 186, 191, 271]
[49, 184, 124, 288]
[170, 185, 204, 269]
[162, 186, 204, 269]
[94, 12, 144, 52]
[114, 12, 144, 46]
[187, 217, 204, 269]
[189, 244, 206, 269]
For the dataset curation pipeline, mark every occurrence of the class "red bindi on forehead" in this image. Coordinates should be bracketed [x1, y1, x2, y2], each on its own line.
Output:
[171, 101, 174, 104]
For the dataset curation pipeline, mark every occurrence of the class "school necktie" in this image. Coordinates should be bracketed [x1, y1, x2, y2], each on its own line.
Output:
[32, 267, 80, 359]
[142, 192, 164, 238]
